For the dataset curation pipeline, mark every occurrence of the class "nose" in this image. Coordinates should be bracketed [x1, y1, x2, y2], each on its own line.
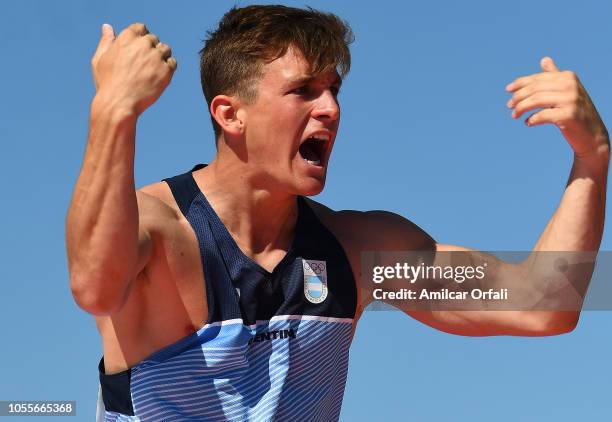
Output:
[312, 89, 340, 123]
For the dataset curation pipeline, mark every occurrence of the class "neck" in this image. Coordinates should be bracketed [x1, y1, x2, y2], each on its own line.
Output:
[194, 157, 298, 259]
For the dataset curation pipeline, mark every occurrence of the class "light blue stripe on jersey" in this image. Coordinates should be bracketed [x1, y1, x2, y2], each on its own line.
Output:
[104, 411, 141, 422]
[114, 316, 353, 422]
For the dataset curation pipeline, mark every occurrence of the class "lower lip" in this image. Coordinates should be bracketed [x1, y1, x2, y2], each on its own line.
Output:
[299, 155, 325, 175]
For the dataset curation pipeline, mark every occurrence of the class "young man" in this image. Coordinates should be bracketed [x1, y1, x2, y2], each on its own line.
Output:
[66, 5, 609, 421]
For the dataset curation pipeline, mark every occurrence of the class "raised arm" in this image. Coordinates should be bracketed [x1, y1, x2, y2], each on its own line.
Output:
[509, 57, 609, 253]
[353, 57, 609, 336]
[65, 23, 176, 315]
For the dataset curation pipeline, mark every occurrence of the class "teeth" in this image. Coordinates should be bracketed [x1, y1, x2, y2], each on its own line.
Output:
[300, 133, 329, 166]
[309, 134, 330, 142]
[304, 157, 321, 165]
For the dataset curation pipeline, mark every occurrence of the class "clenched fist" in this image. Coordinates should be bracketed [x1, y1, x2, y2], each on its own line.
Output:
[91, 23, 177, 116]
[506, 57, 609, 158]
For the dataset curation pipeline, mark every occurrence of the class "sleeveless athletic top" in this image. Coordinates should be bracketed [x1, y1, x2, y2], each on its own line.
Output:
[98, 165, 357, 421]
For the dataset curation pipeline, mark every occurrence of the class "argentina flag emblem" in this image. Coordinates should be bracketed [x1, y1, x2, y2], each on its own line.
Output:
[302, 259, 328, 304]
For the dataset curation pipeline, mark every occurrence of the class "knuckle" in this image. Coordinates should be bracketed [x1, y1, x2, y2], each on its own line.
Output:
[144, 34, 160, 47]
[562, 79, 575, 91]
[130, 22, 148, 34]
[139, 37, 153, 49]
[522, 85, 534, 97]
[526, 93, 539, 104]
[512, 91, 524, 104]
[119, 27, 135, 41]
[563, 70, 578, 84]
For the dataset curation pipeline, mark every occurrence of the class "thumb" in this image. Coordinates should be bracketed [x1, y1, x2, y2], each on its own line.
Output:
[94, 23, 115, 58]
[540, 56, 560, 72]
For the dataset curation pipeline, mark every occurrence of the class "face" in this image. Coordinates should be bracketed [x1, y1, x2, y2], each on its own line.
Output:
[239, 47, 342, 196]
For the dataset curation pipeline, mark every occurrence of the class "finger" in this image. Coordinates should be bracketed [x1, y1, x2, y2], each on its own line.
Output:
[166, 57, 178, 71]
[144, 33, 160, 47]
[505, 72, 556, 92]
[127, 22, 149, 37]
[540, 56, 560, 73]
[93, 23, 115, 60]
[511, 92, 565, 119]
[156, 43, 172, 61]
[524, 108, 567, 127]
[507, 81, 565, 108]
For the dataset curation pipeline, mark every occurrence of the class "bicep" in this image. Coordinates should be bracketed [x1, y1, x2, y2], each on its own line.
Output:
[348, 210, 436, 310]
[405, 309, 544, 336]
[362, 227, 539, 335]
[409, 243, 544, 336]
[324, 208, 548, 336]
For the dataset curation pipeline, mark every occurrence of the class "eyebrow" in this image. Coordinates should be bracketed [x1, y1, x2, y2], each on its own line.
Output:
[285, 74, 342, 89]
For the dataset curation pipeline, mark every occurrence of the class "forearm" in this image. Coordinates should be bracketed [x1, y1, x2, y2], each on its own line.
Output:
[534, 144, 610, 252]
[66, 95, 140, 314]
[517, 141, 610, 330]
[475, 145, 610, 332]
[405, 60, 610, 336]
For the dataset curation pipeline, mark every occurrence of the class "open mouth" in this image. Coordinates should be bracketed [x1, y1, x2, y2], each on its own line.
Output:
[298, 134, 330, 166]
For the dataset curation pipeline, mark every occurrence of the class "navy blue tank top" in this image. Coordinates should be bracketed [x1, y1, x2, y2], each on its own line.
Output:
[99, 164, 357, 421]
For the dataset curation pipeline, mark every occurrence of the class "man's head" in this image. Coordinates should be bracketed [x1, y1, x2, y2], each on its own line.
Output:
[199, 5, 353, 195]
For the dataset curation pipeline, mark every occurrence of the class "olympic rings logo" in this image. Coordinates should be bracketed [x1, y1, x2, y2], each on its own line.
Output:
[307, 262, 326, 274]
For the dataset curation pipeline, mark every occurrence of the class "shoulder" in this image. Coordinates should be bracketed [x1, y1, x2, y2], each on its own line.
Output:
[304, 197, 435, 252]
[136, 181, 182, 229]
[139, 180, 178, 210]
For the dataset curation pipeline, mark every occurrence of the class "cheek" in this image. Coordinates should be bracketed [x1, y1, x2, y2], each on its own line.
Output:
[274, 104, 305, 127]
[245, 101, 311, 164]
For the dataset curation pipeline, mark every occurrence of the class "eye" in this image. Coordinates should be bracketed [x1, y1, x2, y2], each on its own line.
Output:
[330, 85, 340, 97]
[291, 85, 310, 95]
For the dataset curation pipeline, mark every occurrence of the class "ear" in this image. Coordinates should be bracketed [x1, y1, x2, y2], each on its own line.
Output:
[210, 95, 245, 137]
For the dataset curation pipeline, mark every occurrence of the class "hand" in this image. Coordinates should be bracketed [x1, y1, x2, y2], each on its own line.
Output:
[91, 23, 177, 116]
[506, 57, 609, 158]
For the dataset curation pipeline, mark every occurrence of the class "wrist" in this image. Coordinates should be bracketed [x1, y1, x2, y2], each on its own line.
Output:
[574, 140, 610, 165]
[573, 141, 610, 178]
[91, 93, 139, 125]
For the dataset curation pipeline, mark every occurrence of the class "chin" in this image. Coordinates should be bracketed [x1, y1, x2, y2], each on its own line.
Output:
[295, 175, 326, 196]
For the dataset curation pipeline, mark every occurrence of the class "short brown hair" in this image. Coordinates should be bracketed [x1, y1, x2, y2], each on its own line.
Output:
[199, 5, 354, 140]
